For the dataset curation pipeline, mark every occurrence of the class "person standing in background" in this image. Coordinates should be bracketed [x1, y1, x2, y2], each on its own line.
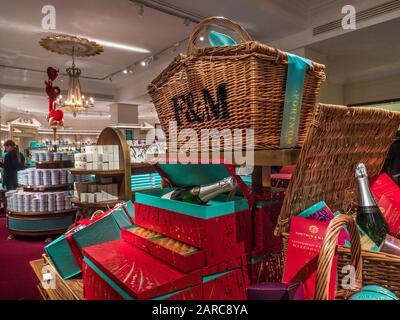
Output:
[2, 140, 25, 190]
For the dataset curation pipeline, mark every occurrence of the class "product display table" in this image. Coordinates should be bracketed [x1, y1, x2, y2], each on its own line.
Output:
[30, 255, 83, 300]
[7, 159, 76, 240]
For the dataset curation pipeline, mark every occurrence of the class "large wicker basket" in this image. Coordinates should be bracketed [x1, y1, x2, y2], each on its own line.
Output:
[276, 103, 400, 299]
[148, 17, 326, 150]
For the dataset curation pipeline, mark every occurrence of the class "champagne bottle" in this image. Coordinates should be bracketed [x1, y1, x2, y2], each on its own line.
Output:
[355, 163, 390, 246]
[161, 177, 238, 205]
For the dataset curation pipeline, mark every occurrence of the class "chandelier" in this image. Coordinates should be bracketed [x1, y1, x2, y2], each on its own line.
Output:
[40, 35, 104, 117]
[57, 48, 94, 117]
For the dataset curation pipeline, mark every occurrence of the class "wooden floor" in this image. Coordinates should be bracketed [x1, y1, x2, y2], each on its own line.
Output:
[30, 255, 83, 300]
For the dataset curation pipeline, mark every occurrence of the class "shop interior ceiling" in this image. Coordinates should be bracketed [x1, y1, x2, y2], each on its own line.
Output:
[1, 0, 400, 125]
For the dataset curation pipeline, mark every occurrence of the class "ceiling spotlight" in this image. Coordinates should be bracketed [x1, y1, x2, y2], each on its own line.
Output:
[123, 69, 128, 74]
[141, 60, 147, 67]
[128, 69, 133, 74]
[183, 18, 190, 26]
[199, 36, 205, 41]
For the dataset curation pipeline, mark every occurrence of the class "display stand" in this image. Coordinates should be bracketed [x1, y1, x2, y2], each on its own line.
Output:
[7, 159, 77, 241]
[70, 127, 132, 212]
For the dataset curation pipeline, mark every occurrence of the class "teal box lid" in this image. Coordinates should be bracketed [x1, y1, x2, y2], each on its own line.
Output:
[73, 213, 122, 250]
[45, 235, 81, 280]
[135, 188, 249, 219]
[109, 206, 132, 229]
[45, 208, 131, 280]
[122, 200, 134, 221]
[151, 162, 250, 200]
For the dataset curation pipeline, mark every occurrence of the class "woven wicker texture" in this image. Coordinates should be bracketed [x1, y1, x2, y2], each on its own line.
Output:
[277, 103, 400, 299]
[148, 17, 326, 151]
[276, 103, 400, 236]
[315, 214, 362, 300]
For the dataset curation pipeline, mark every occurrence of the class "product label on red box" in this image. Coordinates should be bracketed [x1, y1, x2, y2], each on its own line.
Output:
[378, 194, 400, 236]
[372, 174, 400, 236]
[371, 173, 399, 200]
[283, 217, 337, 300]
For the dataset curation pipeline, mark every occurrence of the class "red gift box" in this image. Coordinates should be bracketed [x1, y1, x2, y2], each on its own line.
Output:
[201, 255, 247, 277]
[135, 203, 252, 267]
[252, 188, 285, 257]
[82, 240, 202, 300]
[245, 253, 284, 285]
[372, 174, 400, 236]
[202, 268, 248, 300]
[121, 225, 206, 273]
[283, 216, 337, 300]
[83, 259, 203, 300]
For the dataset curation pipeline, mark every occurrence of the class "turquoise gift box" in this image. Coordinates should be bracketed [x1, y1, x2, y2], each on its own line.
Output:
[45, 201, 134, 280]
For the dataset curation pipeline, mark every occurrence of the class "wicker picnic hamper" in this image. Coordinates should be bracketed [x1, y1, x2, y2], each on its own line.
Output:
[315, 214, 400, 299]
[275, 103, 400, 299]
[148, 17, 326, 150]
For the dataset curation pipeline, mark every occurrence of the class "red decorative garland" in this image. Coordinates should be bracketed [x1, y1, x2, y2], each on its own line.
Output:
[45, 67, 64, 127]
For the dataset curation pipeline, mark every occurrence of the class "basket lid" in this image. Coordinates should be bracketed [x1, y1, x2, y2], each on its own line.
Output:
[149, 159, 253, 205]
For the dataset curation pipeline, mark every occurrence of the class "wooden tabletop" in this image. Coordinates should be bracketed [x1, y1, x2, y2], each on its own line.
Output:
[30, 255, 83, 300]
[69, 168, 125, 175]
[71, 198, 122, 209]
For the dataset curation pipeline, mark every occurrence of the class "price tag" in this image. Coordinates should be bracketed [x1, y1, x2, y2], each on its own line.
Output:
[42, 271, 53, 282]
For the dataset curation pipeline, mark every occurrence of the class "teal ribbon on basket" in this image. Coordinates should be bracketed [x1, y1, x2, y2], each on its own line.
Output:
[279, 53, 313, 149]
[207, 31, 311, 149]
[208, 31, 237, 46]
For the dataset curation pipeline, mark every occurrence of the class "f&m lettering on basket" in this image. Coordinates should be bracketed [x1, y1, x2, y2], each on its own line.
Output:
[171, 83, 229, 125]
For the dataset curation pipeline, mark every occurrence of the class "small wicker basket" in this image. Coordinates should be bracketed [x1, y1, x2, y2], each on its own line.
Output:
[315, 214, 400, 299]
[149, 17, 326, 150]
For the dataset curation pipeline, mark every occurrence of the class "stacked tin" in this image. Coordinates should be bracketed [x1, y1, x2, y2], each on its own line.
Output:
[31, 151, 75, 163]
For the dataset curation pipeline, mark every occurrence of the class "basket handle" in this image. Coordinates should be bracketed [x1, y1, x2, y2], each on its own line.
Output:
[314, 214, 363, 300]
[187, 16, 253, 55]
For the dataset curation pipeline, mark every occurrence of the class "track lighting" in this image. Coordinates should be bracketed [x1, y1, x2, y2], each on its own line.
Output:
[123, 69, 128, 74]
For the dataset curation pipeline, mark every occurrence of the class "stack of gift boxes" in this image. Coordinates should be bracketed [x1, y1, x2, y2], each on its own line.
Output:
[74, 177, 119, 203]
[74, 145, 120, 171]
[45, 162, 288, 300]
